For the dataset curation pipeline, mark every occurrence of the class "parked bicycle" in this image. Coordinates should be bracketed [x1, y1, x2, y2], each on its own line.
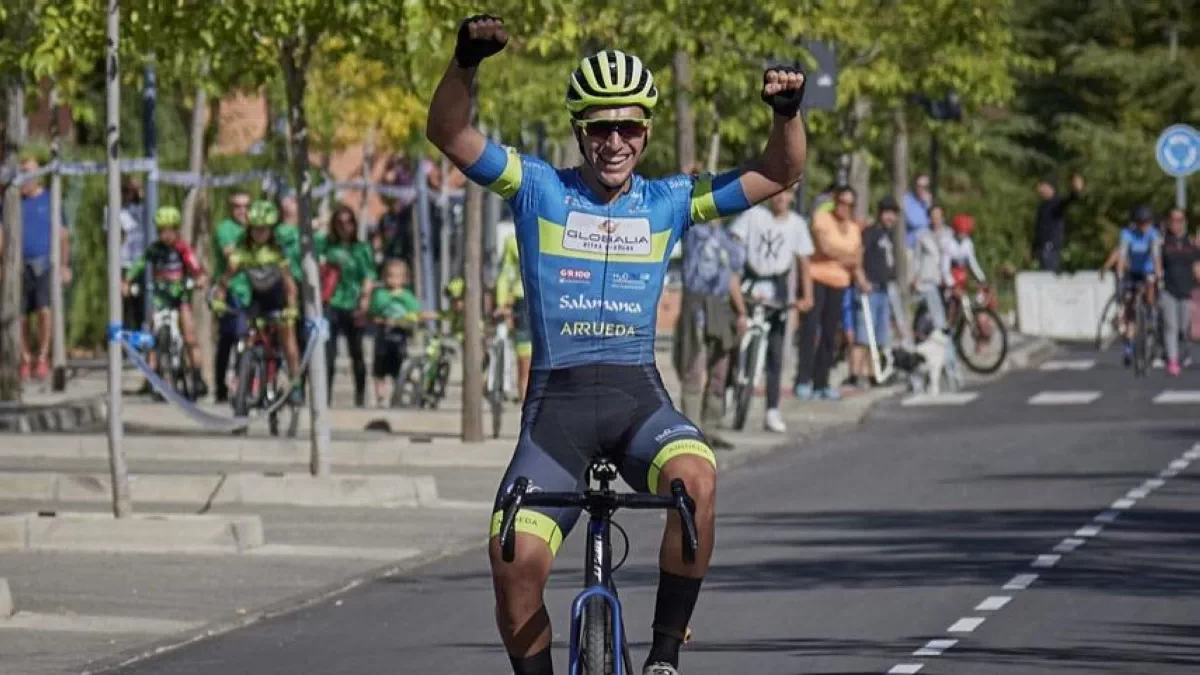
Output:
[498, 458, 699, 675]
[393, 329, 459, 409]
[231, 313, 300, 437]
[914, 284, 1008, 374]
[727, 300, 785, 431]
[484, 319, 516, 438]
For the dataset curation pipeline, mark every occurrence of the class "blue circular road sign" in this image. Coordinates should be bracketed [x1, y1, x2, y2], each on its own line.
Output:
[1156, 124, 1200, 177]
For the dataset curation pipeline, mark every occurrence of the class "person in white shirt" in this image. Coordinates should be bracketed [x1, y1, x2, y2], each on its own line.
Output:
[729, 189, 814, 433]
[911, 204, 952, 332]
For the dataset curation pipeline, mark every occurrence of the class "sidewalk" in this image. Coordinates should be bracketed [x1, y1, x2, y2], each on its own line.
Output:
[0, 334, 1056, 675]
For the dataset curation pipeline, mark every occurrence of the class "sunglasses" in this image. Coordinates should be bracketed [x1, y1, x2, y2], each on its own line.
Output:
[574, 118, 651, 140]
[231, 202, 250, 209]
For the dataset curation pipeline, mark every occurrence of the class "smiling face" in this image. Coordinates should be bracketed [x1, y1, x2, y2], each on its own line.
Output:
[575, 105, 651, 191]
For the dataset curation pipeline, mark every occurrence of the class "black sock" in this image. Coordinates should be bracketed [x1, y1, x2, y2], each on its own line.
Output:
[645, 570, 704, 668]
[510, 646, 553, 675]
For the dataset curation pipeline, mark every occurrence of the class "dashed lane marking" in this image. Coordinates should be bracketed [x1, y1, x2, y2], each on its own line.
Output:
[948, 617, 986, 633]
[902, 392, 979, 407]
[1027, 390, 1102, 405]
[1032, 554, 1062, 568]
[887, 666, 924, 674]
[1039, 359, 1096, 371]
[1002, 573, 1038, 590]
[974, 596, 1011, 611]
[1152, 390, 1200, 404]
[913, 639, 958, 656]
[1052, 538, 1086, 554]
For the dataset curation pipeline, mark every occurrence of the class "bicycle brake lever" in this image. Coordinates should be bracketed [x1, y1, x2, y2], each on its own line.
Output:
[499, 477, 529, 563]
[670, 479, 699, 564]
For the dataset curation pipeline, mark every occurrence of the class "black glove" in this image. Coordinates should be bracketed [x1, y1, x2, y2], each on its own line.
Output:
[761, 67, 806, 119]
[454, 14, 507, 69]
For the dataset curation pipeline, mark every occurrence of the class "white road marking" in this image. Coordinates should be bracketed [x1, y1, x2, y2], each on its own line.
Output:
[1032, 554, 1061, 568]
[913, 639, 958, 656]
[1143, 478, 1166, 491]
[887, 665, 924, 674]
[1027, 390, 1101, 405]
[1039, 359, 1096, 371]
[1152, 390, 1200, 404]
[948, 617, 986, 633]
[1127, 487, 1150, 500]
[1161, 467, 1181, 479]
[1053, 538, 1086, 554]
[0, 611, 200, 634]
[1185, 447, 1200, 460]
[1094, 510, 1120, 523]
[975, 596, 1011, 611]
[1003, 573, 1038, 590]
[1169, 459, 1191, 471]
[902, 392, 979, 407]
[1075, 525, 1104, 537]
[1112, 498, 1137, 509]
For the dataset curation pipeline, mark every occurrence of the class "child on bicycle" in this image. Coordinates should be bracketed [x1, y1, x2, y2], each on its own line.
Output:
[370, 259, 437, 407]
[210, 200, 303, 402]
[121, 205, 209, 398]
[1116, 205, 1163, 367]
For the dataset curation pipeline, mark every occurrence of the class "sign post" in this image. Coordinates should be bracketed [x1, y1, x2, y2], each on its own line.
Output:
[1155, 124, 1200, 210]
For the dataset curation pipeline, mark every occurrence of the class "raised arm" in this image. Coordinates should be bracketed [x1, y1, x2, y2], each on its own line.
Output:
[735, 69, 808, 206]
[425, 16, 509, 171]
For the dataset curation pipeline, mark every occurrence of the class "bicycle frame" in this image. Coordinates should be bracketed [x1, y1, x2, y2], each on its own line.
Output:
[238, 319, 286, 406]
[734, 304, 777, 389]
[152, 307, 182, 369]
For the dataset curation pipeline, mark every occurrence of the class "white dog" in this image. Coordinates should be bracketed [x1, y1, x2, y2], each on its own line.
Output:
[912, 330, 951, 395]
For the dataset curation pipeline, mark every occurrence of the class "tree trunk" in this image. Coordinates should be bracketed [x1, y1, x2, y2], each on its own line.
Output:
[179, 83, 215, 376]
[891, 105, 909, 305]
[0, 82, 24, 401]
[1, 79, 25, 402]
[281, 41, 332, 476]
[848, 97, 872, 223]
[673, 50, 696, 173]
[462, 179, 484, 443]
[357, 127, 374, 239]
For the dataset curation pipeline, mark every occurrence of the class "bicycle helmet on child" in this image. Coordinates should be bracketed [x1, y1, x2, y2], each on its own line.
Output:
[248, 200, 279, 228]
[444, 276, 466, 299]
[155, 206, 182, 228]
[951, 213, 975, 236]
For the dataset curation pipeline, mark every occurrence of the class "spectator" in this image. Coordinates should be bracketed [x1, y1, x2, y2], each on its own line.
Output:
[850, 196, 899, 388]
[372, 194, 415, 273]
[911, 204, 953, 334]
[318, 205, 376, 407]
[369, 259, 435, 407]
[729, 188, 814, 433]
[673, 218, 748, 450]
[4, 156, 70, 381]
[903, 174, 934, 249]
[1032, 173, 1084, 273]
[795, 186, 870, 401]
[212, 191, 252, 403]
[1160, 208, 1196, 376]
[114, 176, 148, 331]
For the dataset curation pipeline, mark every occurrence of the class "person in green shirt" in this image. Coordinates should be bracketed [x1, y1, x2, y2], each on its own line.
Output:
[494, 233, 533, 401]
[317, 204, 376, 407]
[369, 259, 437, 407]
[213, 190, 252, 403]
[211, 200, 303, 404]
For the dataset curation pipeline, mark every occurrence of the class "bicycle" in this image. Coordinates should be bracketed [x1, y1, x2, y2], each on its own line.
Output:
[727, 301, 784, 431]
[231, 312, 300, 437]
[497, 458, 699, 675]
[1124, 277, 1161, 377]
[133, 279, 197, 402]
[393, 329, 459, 409]
[484, 319, 516, 438]
[915, 284, 1009, 374]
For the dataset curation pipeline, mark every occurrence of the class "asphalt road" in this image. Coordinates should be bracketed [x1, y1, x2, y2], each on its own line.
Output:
[107, 346, 1200, 675]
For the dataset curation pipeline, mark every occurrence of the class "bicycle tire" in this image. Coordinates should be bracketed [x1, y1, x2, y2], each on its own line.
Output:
[176, 334, 196, 402]
[582, 596, 613, 675]
[153, 327, 173, 400]
[1095, 293, 1120, 352]
[1134, 299, 1148, 377]
[393, 358, 426, 408]
[232, 349, 263, 434]
[732, 334, 761, 431]
[956, 308, 1009, 374]
[490, 345, 505, 439]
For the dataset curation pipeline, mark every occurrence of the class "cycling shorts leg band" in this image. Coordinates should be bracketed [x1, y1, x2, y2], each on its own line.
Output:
[515, 340, 533, 358]
[489, 508, 565, 556]
[647, 439, 716, 495]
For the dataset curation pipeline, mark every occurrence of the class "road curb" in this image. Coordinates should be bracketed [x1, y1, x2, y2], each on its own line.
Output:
[0, 472, 440, 509]
[0, 512, 264, 554]
[0, 396, 106, 433]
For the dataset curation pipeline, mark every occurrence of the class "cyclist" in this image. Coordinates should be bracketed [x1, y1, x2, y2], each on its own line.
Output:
[121, 206, 209, 398]
[1116, 204, 1163, 366]
[426, 15, 808, 675]
[495, 233, 534, 400]
[210, 200, 303, 402]
[369, 259, 437, 407]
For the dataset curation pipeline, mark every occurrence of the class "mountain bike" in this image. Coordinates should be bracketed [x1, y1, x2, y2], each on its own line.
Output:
[728, 301, 784, 431]
[484, 319, 515, 438]
[498, 459, 699, 675]
[136, 279, 197, 402]
[393, 330, 459, 409]
[916, 284, 1008, 374]
[231, 312, 300, 437]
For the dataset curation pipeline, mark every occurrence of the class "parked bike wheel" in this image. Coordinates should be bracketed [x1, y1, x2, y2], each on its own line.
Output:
[489, 345, 505, 439]
[955, 308, 1009, 374]
[232, 349, 264, 435]
[732, 333, 762, 431]
[392, 358, 426, 408]
[581, 596, 613, 675]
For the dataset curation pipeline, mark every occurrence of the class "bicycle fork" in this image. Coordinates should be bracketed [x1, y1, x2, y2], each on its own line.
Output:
[567, 516, 628, 675]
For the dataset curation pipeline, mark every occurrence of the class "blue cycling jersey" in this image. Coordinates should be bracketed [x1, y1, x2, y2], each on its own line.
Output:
[1120, 226, 1160, 275]
[464, 141, 750, 369]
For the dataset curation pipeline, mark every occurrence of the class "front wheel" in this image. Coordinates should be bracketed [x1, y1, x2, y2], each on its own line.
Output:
[1095, 292, 1121, 352]
[732, 334, 762, 431]
[393, 358, 426, 408]
[581, 596, 613, 675]
[955, 308, 1009, 374]
[232, 348, 264, 435]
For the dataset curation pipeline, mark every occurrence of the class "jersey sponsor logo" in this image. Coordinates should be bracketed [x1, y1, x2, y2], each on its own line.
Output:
[654, 424, 699, 445]
[562, 212, 652, 257]
[610, 271, 651, 290]
[559, 321, 637, 337]
[558, 267, 592, 283]
[558, 294, 643, 314]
